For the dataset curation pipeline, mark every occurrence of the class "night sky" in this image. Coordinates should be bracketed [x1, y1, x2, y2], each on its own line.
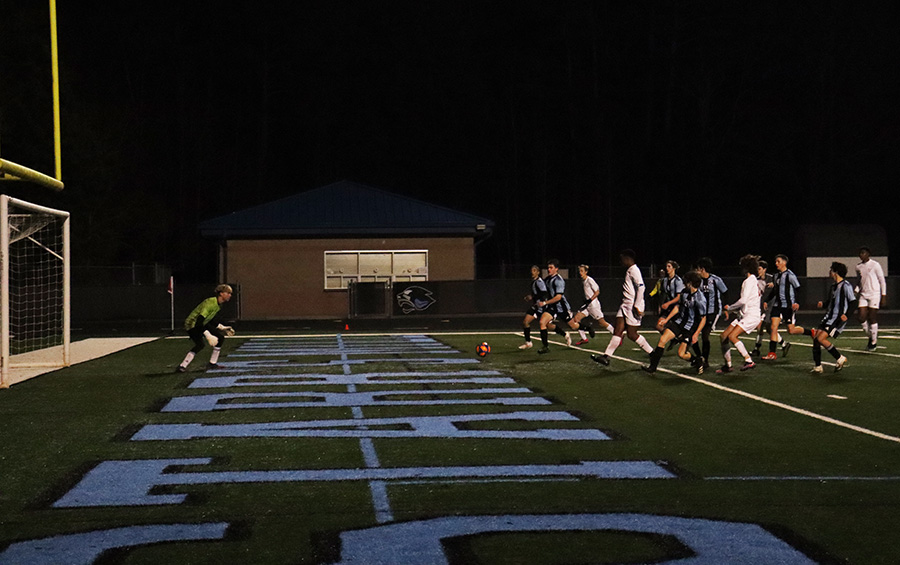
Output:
[2, 2, 899, 280]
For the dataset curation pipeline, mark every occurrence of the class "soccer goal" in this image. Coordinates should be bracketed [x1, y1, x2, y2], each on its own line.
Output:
[0, 195, 70, 387]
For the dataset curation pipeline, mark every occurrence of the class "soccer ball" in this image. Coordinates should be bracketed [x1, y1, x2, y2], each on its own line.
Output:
[476, 342, 491, 357]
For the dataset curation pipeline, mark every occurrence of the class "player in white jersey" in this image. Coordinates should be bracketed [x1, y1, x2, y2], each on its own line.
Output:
[591, 249, 654, 366]
[569, 265, 614, 345]
[855, 246, 887, 351]
[716, 255, 761, 373]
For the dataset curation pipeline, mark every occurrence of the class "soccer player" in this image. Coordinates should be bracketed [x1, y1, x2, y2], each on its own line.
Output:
[536, 259, 572, 354]
[809, 261, 855, 373]
[591, 249, 654, 366]
[519, 265, 549, 350]
[176, 284, 235, 372]
[765, 254, 805, 360]
[856, 246, 887, 351]
[696, 257, 728, 371]
[570, 264, 614, 345]
[656, 260, 685, 337]
[641, 270, 707, 373]
[751, 260, 777, 356]
[715, 255, 761, 373]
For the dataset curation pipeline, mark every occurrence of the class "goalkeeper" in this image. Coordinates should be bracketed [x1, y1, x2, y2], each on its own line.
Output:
[175, 284, 235, 372]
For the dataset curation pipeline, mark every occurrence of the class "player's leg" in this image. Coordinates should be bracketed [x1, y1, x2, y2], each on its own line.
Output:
[178, 327, 206, 372]
[592, 315, 626, 365]
[644, 328, 676, 373]
[866, 304, 879, 350]
[538, 312, 553, 353]
[520, 313, 536, 349]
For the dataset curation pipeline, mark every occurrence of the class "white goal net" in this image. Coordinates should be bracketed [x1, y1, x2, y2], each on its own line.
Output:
[1, 195, 70, 387]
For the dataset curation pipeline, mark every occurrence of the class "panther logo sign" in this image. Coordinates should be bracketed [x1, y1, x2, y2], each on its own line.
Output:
[396, 286, 437, 314]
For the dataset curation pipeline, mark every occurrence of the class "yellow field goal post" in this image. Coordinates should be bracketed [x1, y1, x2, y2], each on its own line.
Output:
[0, 195, 70, 388]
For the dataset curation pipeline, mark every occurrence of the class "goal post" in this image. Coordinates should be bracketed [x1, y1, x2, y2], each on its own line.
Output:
[0, 195, 70, 388]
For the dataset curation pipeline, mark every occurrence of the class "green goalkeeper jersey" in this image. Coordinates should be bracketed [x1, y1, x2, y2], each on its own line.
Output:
[184, 297, 221, 331]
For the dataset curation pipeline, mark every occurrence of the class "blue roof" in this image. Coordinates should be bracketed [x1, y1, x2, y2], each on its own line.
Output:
[199, 181, 494, 238]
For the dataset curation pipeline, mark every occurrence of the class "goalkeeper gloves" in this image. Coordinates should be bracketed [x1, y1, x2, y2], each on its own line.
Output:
[217, 324, 236, 336]
[203, 330, 219, 347]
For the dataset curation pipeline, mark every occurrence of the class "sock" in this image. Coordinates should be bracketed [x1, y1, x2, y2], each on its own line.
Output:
[649, 346, 664, 370]
[579, 330, 587, 340]
[180, 351, 195, 368]
[813, 342, 822, 365]
[779, 337, 786, 347]
[755, 330, 763, 348]
[210, 347, 221, 364]
[635, 335, 654, 354]
[735, 341, 751, 362]
[605, 335, 622, 356]
[723, 348, 732, 366]
[871, 323, 879, 344]
[702, 338, 711, 361]
[540, 329, 549, 348]
[605, 323, 614, 333]
[524, 327, 531, 342]
[692, 343, 702, 359]
[769, 340, 776, 354]
[861, 321, 870, 338]
[826, 344, 841, 360]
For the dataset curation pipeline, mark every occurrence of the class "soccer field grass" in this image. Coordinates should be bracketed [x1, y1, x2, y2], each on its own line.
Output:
[1, 329, 899, 563]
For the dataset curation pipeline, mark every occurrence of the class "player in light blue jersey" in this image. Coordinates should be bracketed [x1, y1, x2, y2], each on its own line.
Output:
[696, 257, 727, 371]
[765, 254, 807, 360]
[536, 259, 572, 354]
[642, 270, 707, 373]
[808, 262, 856, 373]
[519, 265, 548, 350]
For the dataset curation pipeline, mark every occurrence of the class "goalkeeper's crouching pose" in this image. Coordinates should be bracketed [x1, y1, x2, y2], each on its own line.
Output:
[176, 284, 235, 373]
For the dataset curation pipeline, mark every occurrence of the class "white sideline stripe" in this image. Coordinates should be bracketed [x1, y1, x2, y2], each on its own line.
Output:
[559, 338, 900, 445]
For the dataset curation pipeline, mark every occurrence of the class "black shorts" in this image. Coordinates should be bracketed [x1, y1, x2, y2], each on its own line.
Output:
[526, 305, 544, 317]
[818, 321, 846, 339]
[548, 308, 572, 323]
[770, 307, 796, 324]
[665, 320, 693, 343]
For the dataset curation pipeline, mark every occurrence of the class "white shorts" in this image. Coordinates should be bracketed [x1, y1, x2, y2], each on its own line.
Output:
[731, 313, 761, 335]
[581, 302, 605, 321]
[858, 294, 881, 309]
[617, 303, 642, 326]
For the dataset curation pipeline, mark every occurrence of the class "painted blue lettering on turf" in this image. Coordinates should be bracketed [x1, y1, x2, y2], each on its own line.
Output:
[188, 370, 509, 388]
[130, 411, 610, 441]
[331, 514, 816, 564]
[53, 459, 674, 507]
[0, 523, 229, 565]
[161, 388, 551, 412]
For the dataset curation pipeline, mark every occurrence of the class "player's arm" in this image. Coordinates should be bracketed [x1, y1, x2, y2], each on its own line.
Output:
[878, 264, 888, 306]
[691, 315, 706, 343]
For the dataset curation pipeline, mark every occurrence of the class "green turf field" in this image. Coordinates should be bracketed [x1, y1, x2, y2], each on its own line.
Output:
[1, 329, 899, 563]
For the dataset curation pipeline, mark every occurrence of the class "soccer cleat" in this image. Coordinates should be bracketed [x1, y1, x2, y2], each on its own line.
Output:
[537, 347, 550, 355]
[640, 364, 656, 374]
[750, 348, 760, 357]
[588, 326, 596, 338]
[763, 352, 777, 360]
[781, 342, 792, 357]
[565, 333, 572, 347]
[696, 364, 704, 375]
[810, 365, 824, 374]
[715, 364, 732, 374]
[518, 341, 533, 350]
[206, 362, 223, 370]
[690, 356, 700, 367]
[866, 341, 877, 351]
[175, 366, 187, 373]
[740, 360, 756, 371]
[591, 354, 610, 366]
[834, 355, 847, 372]
[575, 338, 589, 346]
